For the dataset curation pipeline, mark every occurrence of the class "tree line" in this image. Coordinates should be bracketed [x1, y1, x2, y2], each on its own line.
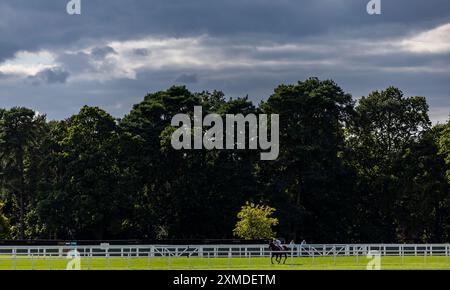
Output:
[0, 77, 449, 243]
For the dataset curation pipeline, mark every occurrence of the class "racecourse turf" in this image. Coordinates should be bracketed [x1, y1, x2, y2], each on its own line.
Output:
[0, 255, 450, 270]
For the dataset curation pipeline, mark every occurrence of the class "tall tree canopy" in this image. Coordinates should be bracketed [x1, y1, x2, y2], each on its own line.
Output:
[0, 107, 47, 239]
[36, 106, 129, 239]
[0, 79, 448, 243]
[258, 78, 355, 242]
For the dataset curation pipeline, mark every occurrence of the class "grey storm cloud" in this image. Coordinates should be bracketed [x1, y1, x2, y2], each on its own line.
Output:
[6, 0, 332, 46]
[0, 72, 10, 79]
[132, 48, 151, 57]
[28, 68, 70, 85]
[0, 41, 18, 63]
[176, 74, 198, 84]
[2, 0, 450, 51]
[91, 46, 117, 60]
[56, 52, 93, 73]
[0, 0, 449, 122]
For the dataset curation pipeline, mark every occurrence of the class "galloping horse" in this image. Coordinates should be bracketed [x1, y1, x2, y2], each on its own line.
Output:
[268, 241, 288, 264]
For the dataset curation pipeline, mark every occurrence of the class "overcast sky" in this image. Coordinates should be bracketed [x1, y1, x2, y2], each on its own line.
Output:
[0, 0, 449, 122]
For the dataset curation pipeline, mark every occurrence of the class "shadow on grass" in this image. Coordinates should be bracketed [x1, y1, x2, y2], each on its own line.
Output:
[271, 263, 304, 266]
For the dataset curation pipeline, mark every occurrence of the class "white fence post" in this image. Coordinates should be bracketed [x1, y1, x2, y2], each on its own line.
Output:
[424, 247, 427, 264]
[207, 252, 211, 269]
[13, 249, 17, 270]
[333, 247, 336, 265]
[401, 246, 404, 265]
[148, 252, 151, 269]
[446, 245, 449, 264]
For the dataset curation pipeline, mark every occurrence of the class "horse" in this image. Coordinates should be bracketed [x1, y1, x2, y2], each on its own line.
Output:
[268, 241, 288, 264]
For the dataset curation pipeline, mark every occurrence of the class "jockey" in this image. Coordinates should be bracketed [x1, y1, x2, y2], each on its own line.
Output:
[274, 238, 283, 251]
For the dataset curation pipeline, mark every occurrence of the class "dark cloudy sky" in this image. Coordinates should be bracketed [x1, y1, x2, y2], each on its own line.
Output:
[0, 0, 449, 122]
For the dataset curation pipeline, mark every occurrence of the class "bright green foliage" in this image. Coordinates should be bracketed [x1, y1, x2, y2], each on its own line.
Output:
[233, 202, 279, 240]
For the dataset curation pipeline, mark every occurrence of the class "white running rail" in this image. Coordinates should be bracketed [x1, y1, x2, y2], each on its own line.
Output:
[0, 244, 448, 258]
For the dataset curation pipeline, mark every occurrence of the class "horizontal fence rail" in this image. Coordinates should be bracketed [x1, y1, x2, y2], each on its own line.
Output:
[0, 244, 449, 257]
[0, 244, 449, 270]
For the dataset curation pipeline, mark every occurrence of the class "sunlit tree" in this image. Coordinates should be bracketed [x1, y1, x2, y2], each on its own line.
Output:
[233, 202, 279, 240]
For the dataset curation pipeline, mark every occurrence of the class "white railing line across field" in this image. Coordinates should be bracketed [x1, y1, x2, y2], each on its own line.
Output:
[0, 244, 449, 258]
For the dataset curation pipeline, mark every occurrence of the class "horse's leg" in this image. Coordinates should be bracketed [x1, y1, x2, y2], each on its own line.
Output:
[271, 254, 274, 264]
[283, 253, 287, 264]
[277, 254, 281, 264]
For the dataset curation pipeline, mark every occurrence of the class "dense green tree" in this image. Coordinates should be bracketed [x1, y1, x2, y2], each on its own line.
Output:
[0, 201, 11, 239]
[36, 106, 130, 239]
[120, 87, 257, 239]
[258, 78, 355, 242]
[390, 126, 450, 242]
[439, 119, 450, 182]
[0, 79, 447, 243]
[346, 87, 432, 242]
[0, 107, 47, 239]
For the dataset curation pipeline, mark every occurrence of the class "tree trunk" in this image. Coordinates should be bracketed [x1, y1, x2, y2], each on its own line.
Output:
[18, 149, 25, 240]
[19, 191, 24, 239]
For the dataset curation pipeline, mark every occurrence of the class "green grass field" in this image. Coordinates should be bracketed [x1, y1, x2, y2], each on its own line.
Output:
[1, 255, 450, 270]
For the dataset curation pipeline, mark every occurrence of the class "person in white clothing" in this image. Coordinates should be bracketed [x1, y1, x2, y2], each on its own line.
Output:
[288, 240, 296, 249]
[274, 238, 283, 251]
